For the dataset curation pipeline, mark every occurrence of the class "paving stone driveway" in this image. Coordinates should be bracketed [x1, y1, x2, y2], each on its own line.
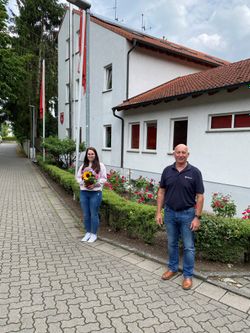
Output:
[0, 143, 250, 333]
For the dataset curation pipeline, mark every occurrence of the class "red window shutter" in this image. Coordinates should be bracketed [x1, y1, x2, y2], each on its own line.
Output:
[131, 124, 140, 149]
[147, 123, 157, 149]
[211, 115, 232, 129]
[234, 114, 250, 128]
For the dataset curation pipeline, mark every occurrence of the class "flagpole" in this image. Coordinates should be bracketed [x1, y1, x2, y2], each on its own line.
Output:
[42, 59, 46, 162]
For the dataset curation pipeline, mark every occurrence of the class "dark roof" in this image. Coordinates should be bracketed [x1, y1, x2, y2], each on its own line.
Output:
[114, 58, 250, 111]
[91, 14, 229, 68]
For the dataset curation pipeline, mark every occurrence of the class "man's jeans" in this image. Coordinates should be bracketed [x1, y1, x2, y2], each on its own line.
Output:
[80, 190, 102, 234]
[164, 206, 195, 278]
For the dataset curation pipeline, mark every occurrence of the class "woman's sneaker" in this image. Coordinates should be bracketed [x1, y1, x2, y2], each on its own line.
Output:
[81, 232, 91, 242]
[88, 234, 97, 243]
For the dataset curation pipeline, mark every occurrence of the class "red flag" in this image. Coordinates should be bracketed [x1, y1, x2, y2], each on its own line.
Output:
[77, 11, 86, 93]
[39, 71, 43, 120]
[39, 59, 45, 120]
[82, 19, 87, 93]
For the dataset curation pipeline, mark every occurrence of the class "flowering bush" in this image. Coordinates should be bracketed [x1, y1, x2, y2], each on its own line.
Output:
[105, 171, 158, 205]
[242, 206, 250, 220]
[105, 170, 127, 193]
[211, 193, 236, 218]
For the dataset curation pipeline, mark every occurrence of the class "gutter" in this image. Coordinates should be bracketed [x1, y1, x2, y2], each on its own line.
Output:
[126, 40, 137, 99]
[112, 109, 124, 168]
[111, 40, 137, 169]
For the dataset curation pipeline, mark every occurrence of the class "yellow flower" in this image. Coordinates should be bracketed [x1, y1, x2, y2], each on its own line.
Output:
[82, 171, 92, 180]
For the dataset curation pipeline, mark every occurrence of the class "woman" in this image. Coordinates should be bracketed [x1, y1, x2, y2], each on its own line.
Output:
[76, 147, 107, 243]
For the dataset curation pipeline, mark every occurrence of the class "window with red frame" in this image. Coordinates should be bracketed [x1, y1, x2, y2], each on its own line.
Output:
[131, 124, 140, 149]
[146, 122, 157, 150]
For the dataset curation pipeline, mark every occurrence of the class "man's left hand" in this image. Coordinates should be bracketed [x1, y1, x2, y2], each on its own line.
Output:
[190, 217, 200, 231]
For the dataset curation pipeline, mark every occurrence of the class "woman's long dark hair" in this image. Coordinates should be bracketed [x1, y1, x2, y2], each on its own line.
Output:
[83, 147, 101, 173]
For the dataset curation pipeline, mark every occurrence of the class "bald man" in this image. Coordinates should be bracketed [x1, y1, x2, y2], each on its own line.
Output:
[156, 144, 204, 290]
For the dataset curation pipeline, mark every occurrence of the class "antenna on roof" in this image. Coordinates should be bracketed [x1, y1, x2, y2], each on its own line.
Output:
[141, 13, 152, 32]
[113, 0, 118, 21]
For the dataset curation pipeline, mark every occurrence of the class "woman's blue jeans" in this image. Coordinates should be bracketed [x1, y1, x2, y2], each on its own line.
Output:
[80, 190, 102, 235]
[164, 206, 195, 278]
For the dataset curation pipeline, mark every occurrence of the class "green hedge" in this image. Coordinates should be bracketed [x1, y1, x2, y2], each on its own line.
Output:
[37, 157, 250, 262]
[37, 158, 159, 244]
[2, 136, 16, 141]
[196, 214, 250, 263]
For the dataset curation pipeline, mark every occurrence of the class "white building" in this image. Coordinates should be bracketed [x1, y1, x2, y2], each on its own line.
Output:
[58, 9, 250, 215]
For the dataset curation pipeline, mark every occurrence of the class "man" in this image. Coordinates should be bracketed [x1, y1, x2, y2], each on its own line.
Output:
[156, 144, 204, 290]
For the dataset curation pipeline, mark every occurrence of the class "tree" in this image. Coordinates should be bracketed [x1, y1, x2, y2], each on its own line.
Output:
[2, 0, 65, 142]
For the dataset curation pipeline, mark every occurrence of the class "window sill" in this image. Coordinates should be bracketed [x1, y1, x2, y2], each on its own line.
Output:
[102, 89, 112, 94]
[142, 150, 157, 154]
[102, 148, 111, 151]
[127, 149, 140, 153]
[206, 128, 250, 133]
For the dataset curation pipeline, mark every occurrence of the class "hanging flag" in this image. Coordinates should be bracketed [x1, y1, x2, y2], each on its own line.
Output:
[39, 60, 45, 120]
[78, 10, 87, 93]
[39, 71, 43, 120]
[82, 16, 87, 93]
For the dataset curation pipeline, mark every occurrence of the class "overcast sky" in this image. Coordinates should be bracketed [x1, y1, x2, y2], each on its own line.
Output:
[8, 0, 250, 62]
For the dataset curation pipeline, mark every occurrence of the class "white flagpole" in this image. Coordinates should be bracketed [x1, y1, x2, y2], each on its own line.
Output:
[42, 59, 46, 162]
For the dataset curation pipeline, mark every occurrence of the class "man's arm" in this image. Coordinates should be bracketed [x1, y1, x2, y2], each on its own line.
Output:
[190, 193, 204, 231]
[156, 188, 165, 225]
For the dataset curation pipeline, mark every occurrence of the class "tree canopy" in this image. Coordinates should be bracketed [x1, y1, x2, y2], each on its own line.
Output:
[0, 0, 65, 142]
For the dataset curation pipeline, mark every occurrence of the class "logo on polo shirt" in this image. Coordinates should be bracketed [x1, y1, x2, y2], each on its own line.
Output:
[185, 176, 192, 180]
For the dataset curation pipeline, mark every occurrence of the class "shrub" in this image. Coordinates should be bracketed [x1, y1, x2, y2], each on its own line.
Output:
[42, 136, 86, 169]
[37, 159, 160, 244]
[196, 213, 250, 262]
[211, 192, 236, 218]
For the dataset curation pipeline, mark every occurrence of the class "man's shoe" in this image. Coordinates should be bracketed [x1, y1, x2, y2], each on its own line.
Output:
[161, 271, 178, 280]
[182, 278, 192, 290]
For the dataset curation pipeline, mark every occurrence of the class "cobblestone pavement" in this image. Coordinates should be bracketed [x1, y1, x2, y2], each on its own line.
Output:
[0, 143, 250, 333]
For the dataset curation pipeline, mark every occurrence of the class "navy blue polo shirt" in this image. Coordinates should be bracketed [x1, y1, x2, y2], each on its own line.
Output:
[160, 162, 204, 211]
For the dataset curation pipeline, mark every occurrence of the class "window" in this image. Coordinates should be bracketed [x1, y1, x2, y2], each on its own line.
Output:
[145, 122, 157, 150]
[66, 83, 70, 104]
[66, 38, 70, 59]
[75, 79, 79, 101]
[210, 112, 250, 130]
[211, 115, 232, 129]
[130, 123, 140, 149]
[234, 114, 250, 128]
[172, 119, 188, 149]
[104, 125, 112, 148]
[104, 64, 112, 90]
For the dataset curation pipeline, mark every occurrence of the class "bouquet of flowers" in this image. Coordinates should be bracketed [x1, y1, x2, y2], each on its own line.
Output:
[82, 167, 98, 187]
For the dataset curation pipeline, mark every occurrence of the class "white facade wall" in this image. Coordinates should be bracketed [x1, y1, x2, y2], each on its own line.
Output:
[122, 87, 250, 216]
[128, 48, 209, 98]
[58, 13, 212, 168]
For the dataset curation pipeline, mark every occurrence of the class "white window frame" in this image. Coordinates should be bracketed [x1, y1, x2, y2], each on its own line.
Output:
[208, 111, 250, 131]
[103, 125, 112, 149]
[143, 120, 157, 152]
[104, 64, 112, 91]
[169, 117, 188, 152]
